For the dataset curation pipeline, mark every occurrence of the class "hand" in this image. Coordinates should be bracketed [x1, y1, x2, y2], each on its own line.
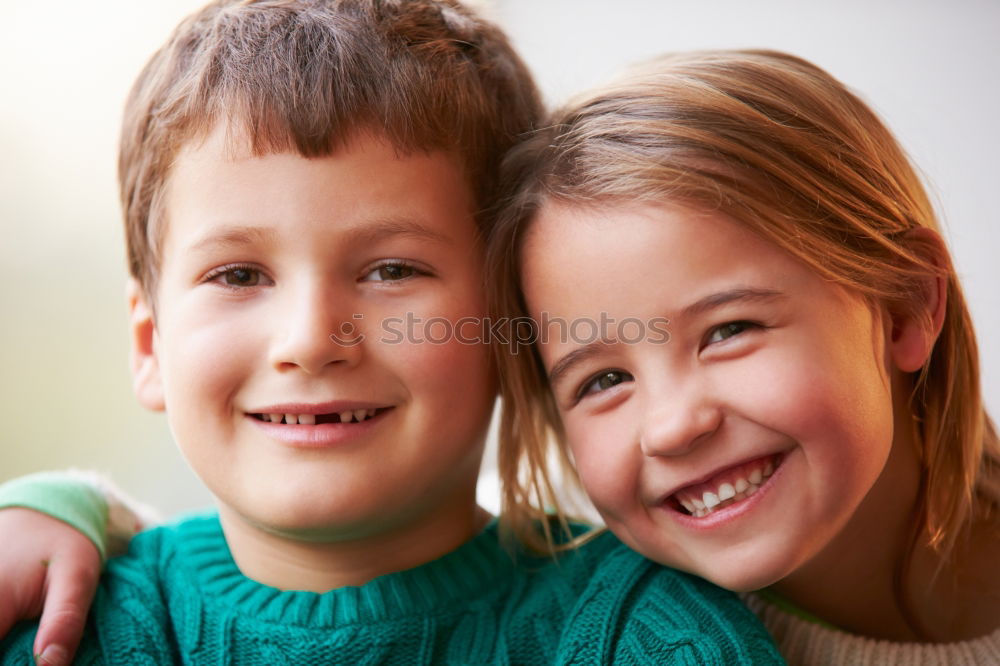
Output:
[0, 508, 101, 666]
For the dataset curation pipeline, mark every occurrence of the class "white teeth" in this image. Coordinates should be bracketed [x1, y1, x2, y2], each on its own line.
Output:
[676, 462, 776, 518]
[263, 410, 379, 425]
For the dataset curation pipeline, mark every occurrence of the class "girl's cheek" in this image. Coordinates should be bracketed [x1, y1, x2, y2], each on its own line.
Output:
[567, 417, 634, 512]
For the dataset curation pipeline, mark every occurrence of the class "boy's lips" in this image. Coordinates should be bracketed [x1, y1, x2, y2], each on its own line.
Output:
[245, 401, 394, 435]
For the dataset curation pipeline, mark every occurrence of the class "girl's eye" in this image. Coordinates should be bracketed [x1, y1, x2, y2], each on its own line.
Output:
[205, 265, 268, 288]
[363, 262, 423, 282]
[579, 370, 634, 398]
[704, 321, 759, 346]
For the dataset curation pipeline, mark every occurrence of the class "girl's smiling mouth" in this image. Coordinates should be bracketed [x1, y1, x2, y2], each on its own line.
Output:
[663, 453, 785, 519]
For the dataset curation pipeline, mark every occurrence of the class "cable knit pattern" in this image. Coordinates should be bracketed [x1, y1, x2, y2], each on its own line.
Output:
[745, 592, 1000, 665]
[1, 512, 781, 664]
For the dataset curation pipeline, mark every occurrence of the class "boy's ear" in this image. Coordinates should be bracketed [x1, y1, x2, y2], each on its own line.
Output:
[127, 278, 165, 411]
[887, 227, 949, 373]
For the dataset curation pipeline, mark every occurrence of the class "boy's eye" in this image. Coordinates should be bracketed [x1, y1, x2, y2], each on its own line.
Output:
[579, 370, 634, 398]
[225, 267, 261, 286]
[704, 321, 759, 346]
[204, 264, 270, 288]
[362, 261, 422, 282]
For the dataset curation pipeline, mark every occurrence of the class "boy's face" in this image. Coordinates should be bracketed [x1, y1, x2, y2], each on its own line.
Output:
[130, 127, 494, 547]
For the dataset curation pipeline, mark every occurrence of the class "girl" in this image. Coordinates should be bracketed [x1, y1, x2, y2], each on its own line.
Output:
[490, 49, 1000, 662]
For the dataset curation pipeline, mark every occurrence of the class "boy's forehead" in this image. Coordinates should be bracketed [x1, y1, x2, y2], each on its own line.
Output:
[171, 121, 475, 198]
[160, 126, 480, 254]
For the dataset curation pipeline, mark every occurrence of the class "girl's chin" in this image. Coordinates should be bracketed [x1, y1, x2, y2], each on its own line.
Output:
[668, 545, 803, 593]
[701, 568, 788, 594]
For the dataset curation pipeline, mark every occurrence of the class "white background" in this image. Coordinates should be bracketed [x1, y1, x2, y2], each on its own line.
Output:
[1, 0, 997, 516]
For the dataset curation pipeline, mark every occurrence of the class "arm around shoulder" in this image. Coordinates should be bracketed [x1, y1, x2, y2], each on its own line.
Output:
[0, 470, 159, 560]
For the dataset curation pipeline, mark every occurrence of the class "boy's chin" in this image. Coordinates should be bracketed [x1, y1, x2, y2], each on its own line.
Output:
[219, 501, 391, 544]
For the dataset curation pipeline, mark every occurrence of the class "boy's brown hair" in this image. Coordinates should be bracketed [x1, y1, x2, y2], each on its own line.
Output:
[120, 0, 541, 298]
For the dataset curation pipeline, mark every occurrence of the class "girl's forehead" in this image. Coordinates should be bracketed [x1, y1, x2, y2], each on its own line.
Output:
[520, 200, 857, 322]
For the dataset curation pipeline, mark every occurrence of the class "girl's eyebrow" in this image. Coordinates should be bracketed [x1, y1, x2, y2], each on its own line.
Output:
[680, 287, 786, 319]
[548, 343, 612, 390]
[545, 288, 786, 389]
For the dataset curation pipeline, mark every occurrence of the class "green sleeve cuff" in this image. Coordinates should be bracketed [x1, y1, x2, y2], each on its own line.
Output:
[0, 472, 110, 559]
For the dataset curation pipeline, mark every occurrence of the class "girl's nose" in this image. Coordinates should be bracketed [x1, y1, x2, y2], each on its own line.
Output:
[268, 282, 363, 374]
[639, 387, 722, 458]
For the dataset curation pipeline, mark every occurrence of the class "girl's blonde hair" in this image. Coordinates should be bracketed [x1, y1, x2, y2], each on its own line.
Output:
[489, 50, 1000, 564]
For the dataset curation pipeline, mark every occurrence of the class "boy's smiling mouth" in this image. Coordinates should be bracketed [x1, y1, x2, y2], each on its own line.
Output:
[664, 453, 784, 519]
[244, 402, 396, 449]
[250, 408, 388, 425]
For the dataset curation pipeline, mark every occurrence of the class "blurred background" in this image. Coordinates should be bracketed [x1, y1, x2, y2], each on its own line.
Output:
[1, 0, 998, 516]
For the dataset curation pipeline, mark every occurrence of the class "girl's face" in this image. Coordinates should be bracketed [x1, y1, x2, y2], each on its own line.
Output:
[521, 201, 900, 591]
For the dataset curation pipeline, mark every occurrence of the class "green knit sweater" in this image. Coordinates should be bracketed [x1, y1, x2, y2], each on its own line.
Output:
[0, 509, 781, 664]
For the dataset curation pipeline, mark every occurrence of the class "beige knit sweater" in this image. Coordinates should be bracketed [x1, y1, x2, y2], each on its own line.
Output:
[744, 593, 1000, 665]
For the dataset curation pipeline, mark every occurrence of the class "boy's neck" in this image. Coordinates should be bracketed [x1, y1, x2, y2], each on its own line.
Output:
[217, 499, 490, 592]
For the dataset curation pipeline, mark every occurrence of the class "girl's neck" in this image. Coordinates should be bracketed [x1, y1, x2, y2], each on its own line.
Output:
[217, 498, 490, 592]
[769, 416, 924, 641]
[769, 391, 1000, 643]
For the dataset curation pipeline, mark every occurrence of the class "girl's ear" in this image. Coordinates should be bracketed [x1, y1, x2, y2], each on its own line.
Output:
[127, 278, 165, 411]
[888, 227, 949, 373]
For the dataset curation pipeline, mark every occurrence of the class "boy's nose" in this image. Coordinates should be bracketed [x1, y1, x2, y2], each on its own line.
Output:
[268, 284, 363, 374]
[639, 386, 722, 458]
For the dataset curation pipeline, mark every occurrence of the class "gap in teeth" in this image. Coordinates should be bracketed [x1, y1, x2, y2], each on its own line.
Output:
[262, 409, 379, 425]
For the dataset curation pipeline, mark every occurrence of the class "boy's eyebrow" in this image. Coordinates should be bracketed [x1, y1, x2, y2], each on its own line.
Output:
[343, 216, 453, 246]
[188, 217, 452, 253]
[546, 287, 786, 389]
[189, 226, 279, 253]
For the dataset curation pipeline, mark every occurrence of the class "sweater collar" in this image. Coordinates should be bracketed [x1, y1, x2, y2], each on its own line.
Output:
[175, 512, 517, 626]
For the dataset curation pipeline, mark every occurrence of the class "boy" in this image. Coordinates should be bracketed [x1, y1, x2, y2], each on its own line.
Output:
[0, 1, 782, 663]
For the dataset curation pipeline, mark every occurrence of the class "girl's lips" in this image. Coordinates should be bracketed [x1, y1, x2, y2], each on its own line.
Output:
[659, 452, 782, 502]
[659, 452, 788, 525]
